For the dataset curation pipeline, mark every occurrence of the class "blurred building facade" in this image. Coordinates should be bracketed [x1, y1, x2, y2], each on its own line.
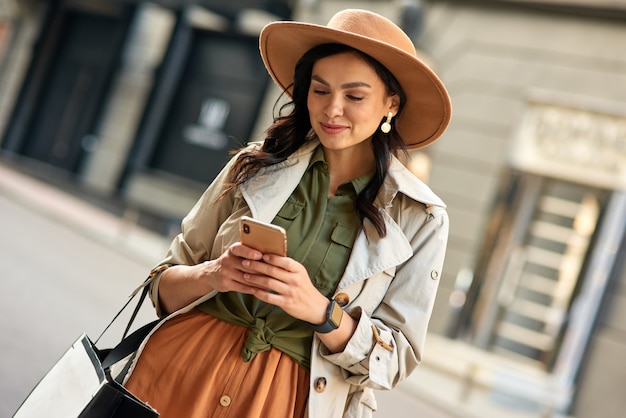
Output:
[0, 0, 625, 417]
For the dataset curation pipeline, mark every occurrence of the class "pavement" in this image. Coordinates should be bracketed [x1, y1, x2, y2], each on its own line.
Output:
[0, 161, 457, 418]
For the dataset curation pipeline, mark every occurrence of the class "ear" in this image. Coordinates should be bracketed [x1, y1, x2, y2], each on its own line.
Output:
[388, 94, 400, 114]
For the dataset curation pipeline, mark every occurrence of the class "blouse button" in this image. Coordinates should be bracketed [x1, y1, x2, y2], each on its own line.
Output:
[219, 395, 231, 407]
[314, 377, 327, 393]
[431, 270, 440, 280]
[334, 293, 350, 307]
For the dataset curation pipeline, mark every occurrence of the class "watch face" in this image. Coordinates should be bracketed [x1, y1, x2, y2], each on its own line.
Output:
[330, 301, 343, 327]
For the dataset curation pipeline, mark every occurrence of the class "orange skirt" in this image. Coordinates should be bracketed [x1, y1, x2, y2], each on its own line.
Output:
[125, 310, 310, 418]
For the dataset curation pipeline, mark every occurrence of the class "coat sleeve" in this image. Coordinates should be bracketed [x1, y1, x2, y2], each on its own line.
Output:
[146, 153, 244, 315]
[320, 199, 449, 390]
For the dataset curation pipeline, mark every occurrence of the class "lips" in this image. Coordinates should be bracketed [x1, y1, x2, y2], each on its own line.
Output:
[320, 122, 348, 135]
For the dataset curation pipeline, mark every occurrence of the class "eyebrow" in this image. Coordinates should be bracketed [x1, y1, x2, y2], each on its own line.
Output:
[311, 75, 371, 89]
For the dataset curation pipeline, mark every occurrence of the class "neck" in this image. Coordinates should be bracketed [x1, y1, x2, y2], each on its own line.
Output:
[323, 146, 375, 196]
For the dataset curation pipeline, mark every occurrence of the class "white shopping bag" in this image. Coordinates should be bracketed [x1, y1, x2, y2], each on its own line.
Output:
[14, 335, 106, 418]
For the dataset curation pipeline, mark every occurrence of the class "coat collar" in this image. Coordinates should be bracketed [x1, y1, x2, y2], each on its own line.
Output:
[239, 141, 318, 222]
[380, 155, 446, 209]
[241, 139, 445, 213]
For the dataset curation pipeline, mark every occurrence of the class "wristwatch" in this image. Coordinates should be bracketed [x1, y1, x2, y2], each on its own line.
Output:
[309, 300, 343, 333]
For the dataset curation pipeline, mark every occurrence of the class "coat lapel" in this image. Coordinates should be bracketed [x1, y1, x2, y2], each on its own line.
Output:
[337, 155, 445, 291]
[337, 212, 413, 291]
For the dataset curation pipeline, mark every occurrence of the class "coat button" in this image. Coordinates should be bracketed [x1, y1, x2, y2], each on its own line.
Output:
[334, 293, 350, 307]
[220, 395, 231, 406]
[314, 377, 327, 393]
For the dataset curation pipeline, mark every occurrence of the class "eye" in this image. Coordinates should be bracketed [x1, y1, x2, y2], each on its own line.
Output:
[312, 88, 329, 95]
[347, 95, 364, 101]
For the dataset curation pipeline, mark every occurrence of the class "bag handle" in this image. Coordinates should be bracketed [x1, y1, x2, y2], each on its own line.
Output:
[93, 266, 174, 372]
[94, 278, 148, 345]
[100, 318, 160, 370]
[95, 264, 173, 344]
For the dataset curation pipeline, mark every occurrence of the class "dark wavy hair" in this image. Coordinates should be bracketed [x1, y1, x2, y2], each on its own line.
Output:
[226, 43, 407, 237]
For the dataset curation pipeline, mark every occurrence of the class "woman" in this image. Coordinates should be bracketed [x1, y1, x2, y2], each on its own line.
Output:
[124, 9, 452, 418]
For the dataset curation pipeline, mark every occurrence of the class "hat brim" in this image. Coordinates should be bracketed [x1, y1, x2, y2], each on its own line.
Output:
[259, 21, 452, 149]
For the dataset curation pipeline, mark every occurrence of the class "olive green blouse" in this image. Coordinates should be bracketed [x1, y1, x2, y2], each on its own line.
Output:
[197, 145, 373, 370]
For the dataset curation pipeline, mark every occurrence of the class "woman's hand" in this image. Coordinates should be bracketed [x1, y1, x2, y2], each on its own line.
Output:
[202, 242, 266, 294]
[239, 250, 358, 352]
[158, 242, 264, 314]
[236, 249, 329, 325]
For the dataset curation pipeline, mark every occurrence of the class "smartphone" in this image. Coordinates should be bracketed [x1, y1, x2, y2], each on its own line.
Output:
[239, 216, 287, 256]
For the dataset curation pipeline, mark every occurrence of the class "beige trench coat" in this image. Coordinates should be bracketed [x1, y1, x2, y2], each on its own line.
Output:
[125, 140, 449, 418]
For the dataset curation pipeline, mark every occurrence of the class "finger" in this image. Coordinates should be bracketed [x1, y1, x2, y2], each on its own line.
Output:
[241, 271, 274, 291]
[229, 280, 267, 295]
[261, 254, 297, 271]
[225, 268, 271, 290]
[242, 259, 287, 282]
[249, 287, 283, 305]
[230, 242, 263, 260]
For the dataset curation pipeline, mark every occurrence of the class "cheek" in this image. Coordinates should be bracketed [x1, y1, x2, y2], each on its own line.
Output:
[353, 108, 381, 128]
[307, 94, 321, 115]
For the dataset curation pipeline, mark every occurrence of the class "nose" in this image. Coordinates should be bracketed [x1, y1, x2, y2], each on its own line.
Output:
[324, 95, 343, 118]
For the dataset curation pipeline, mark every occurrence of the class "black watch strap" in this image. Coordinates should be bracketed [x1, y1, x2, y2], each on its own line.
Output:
[309, 300, 343, 334]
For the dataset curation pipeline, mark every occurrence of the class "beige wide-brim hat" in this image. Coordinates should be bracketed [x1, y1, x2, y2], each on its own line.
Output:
[259, 9, 452, 150]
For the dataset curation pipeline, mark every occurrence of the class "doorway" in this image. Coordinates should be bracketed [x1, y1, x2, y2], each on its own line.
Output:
[3, 5, 132, 173]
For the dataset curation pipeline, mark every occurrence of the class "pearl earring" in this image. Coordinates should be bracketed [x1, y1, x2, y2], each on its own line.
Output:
[381, 112, 393, 133]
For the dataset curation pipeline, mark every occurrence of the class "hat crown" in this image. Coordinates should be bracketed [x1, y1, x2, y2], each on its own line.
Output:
[327, 9, 417, 58]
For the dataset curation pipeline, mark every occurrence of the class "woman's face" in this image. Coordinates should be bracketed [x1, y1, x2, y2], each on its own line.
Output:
[307, 52, 399, 155]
